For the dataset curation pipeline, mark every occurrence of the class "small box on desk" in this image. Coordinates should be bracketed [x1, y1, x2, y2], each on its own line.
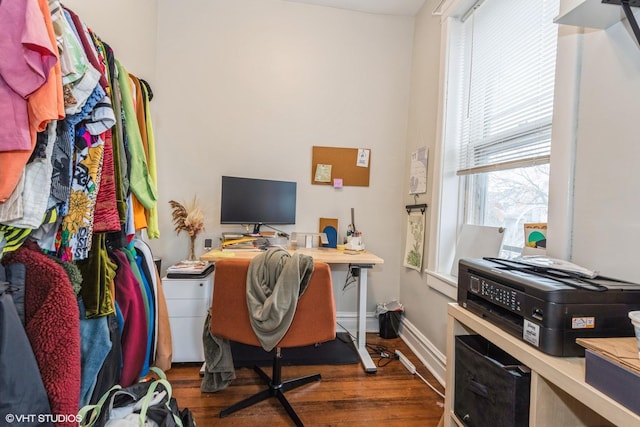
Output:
[578, 337, 640, 416]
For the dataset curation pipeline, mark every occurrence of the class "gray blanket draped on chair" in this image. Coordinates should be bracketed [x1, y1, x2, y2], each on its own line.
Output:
[247, 247, 314, 352]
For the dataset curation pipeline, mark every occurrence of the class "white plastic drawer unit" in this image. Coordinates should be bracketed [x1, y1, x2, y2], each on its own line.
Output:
[162, 272, 214, 363]
[162, 276, 213, 301]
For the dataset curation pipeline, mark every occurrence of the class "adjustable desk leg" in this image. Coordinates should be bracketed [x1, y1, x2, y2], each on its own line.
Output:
[353, 265, 377, 373]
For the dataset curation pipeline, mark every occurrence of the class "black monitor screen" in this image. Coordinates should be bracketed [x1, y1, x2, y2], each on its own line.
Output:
[220, 176, 296, 226]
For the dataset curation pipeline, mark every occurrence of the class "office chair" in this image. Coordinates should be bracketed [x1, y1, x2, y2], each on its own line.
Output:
[209, 258, 336, 426]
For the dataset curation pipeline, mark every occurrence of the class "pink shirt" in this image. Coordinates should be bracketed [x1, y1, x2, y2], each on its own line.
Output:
[0, 0, 57, 151]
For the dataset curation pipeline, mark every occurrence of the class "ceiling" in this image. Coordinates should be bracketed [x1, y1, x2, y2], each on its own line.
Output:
[283, 0, 427, 16]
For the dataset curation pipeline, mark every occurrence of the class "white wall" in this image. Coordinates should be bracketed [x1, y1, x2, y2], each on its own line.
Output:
[547, 3, 640, 283]
[62, 0, 158, 84]
[564, 17, 640, 282]
[153, 0, 416, 315]
[398, 0, 449, 379]
[62, 0, 416, 318]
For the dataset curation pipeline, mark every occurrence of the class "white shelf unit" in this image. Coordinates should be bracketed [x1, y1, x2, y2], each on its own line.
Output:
[162, 271, 214, 363]
[444, 303, 639, 427]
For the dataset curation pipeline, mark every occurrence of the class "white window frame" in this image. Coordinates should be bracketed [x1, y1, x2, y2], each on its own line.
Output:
[426, 0, 563, 299]
[426, 3, 465, 299]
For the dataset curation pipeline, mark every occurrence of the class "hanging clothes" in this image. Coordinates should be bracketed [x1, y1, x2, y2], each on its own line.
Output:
[78, 298, 112, 408]
[2, 241, 81, 427]
[139, 80, 159, 238]
[62, 7, 109, 91]
[115, 60, 157, 210]
[76, 233, 116, 318]
[49, 1, 87, 89]
[120, 245, 153, 380]
[48, 120, 74, 214]
[133, 248, 157, 364]
[91, 129, 121, 233]
[110, 249, 148, 387]
[1, 263, 26, 324]
[0, 123, 57, 228]
[130, 75, 149, 231]
[0, 0, 60, 201]
[58, 127, 105, 261]
[0, 208, 58, 256]
[0, 0, 57, 152]
[0, 281, 53, 427]
[88, 312, 121, 405]
[27, 0, 65, 133]
[101, 41, 129, 222]
[134, 238, 171, 371]
[0, 4, 166, 415]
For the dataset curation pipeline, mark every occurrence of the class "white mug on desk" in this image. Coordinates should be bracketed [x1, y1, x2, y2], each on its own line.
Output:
[346, 235, 365, 251]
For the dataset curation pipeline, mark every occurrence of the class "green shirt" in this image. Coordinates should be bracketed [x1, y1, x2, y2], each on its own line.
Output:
[115, 60, 157, 210]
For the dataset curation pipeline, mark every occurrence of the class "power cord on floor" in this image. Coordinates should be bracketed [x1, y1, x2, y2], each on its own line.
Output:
[375, 346, 445, 399]
[336, 322, 446, 400]
[337, 322, 390, 366]
[416, 371, 446, 400]
[366, 343, 396, 367]
[394, 349, 446, 400]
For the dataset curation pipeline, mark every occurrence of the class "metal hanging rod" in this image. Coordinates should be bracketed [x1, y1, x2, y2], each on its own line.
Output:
[405, 204, 428, 215]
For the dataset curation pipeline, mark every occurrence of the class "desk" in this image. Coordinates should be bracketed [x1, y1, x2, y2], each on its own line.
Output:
[201, 247, 384, 373]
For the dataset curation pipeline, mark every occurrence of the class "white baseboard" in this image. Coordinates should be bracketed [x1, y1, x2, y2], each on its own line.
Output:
[398, 318, 446, 387]
[336, 311, 446, 387]
[336, 311, 379, 334]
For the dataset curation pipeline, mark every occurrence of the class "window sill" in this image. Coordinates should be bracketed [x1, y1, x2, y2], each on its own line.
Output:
[426, 270, 457, 300]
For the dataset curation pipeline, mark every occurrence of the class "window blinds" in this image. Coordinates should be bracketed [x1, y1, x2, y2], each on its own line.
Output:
[456, 0, 559, 176]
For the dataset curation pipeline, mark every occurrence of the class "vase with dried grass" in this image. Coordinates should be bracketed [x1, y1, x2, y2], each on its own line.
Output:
[169, 197, 205, 261]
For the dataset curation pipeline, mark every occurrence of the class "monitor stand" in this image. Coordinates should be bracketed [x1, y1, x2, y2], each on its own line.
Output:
[252, 223, 262, 235]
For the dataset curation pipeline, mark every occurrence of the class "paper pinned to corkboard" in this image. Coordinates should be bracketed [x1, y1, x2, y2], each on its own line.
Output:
[314, 164, 332, 182]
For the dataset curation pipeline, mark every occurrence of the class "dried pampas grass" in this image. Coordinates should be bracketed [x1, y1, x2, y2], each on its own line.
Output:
[169, 196, 205, 237]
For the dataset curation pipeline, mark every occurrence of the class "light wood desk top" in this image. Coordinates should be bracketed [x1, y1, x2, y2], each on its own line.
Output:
[200, 247, 384, 265]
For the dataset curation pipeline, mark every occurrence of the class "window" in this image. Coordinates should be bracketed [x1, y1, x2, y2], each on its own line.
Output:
[428, 0, 559, 292]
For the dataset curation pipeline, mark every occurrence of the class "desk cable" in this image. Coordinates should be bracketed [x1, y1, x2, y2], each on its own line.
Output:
[342, 269, 357, 291]
[336, 322, 445, 400]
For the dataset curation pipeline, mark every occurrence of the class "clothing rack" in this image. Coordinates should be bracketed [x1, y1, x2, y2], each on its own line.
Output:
[0, 4, 167, 423]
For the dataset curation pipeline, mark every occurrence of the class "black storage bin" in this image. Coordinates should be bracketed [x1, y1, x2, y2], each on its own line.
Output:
[454, 335, 531, 427]
[378, 310, 402, 339]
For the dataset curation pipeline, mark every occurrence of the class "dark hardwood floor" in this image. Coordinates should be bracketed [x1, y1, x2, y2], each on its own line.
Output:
[166, 333, 445, 426]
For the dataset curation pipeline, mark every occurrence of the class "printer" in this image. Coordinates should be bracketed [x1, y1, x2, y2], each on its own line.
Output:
[457, 257, 640, 357]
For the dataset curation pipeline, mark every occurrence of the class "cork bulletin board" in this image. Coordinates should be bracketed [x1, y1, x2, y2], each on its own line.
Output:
[311, 146, 371, 187]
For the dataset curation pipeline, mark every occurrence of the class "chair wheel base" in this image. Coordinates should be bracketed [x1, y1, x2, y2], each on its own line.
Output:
[219, 365, 321, 427]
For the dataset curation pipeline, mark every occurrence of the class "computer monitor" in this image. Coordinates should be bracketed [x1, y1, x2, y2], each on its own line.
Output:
[220, 176, 297, 234]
